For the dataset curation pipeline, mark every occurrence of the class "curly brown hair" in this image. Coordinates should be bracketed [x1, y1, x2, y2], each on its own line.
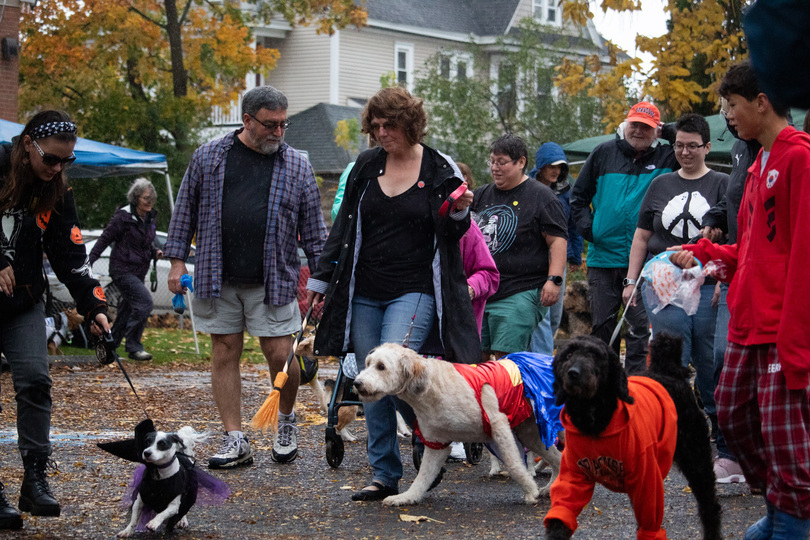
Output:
[361, 87, 427, 146]
[0, 110, 76, 214]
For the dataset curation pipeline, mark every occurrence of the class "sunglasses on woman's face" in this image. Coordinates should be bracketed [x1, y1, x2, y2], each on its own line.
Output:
[32, 140, 77, 167]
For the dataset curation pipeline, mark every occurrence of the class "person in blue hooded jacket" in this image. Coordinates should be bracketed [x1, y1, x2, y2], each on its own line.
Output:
[570, 102, 678, 373]
[528, 142, 582, 354]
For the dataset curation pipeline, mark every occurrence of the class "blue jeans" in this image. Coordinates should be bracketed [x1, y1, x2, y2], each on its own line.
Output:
[111, 273, 153, 353]
[642, 281, 718, 415]
[350, 293, 435, 489]
[0, 303, 53, 456]
[713, 283, 736, 460]
[530, 269, 566, 355]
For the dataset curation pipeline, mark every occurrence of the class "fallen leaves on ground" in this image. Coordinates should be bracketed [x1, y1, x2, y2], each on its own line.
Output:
[399, 514, 445, 524]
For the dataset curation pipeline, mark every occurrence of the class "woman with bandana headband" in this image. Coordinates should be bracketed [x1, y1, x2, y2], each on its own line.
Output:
[0, 110, 111, 529]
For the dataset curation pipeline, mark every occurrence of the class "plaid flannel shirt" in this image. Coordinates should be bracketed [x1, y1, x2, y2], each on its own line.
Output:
[164, 131, 326, 305]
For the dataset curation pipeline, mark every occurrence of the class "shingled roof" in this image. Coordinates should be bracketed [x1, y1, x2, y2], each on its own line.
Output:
[364, 0, 609, 55]
[284, 103, 367, 175]
[365, 0, 522, 37]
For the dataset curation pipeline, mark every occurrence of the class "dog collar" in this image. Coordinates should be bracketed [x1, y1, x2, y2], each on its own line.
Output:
[413, 420, 450, 450]
[155, 456, 177, 469]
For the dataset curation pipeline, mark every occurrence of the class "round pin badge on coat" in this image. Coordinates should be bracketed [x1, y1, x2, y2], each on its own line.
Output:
[418, 181, 425, 188]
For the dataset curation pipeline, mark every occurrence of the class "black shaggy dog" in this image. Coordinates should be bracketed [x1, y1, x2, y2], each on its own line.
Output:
[545, 334, 721, 540]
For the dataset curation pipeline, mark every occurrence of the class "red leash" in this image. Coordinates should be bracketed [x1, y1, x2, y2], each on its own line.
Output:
[438, 181, 468, 218]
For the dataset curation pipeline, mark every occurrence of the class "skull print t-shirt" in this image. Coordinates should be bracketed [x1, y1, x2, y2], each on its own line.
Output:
[637, 170, 728, 256]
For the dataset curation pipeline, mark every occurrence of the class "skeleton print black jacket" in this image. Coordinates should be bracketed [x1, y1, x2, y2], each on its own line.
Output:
[1, 143, 107, 322]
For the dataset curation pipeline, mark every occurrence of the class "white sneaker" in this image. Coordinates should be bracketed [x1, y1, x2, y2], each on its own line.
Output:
[208, 433, 254, 469]
[714, 457, 745, 483]
[272, 416, 299, 463]
[448, 441, 466, 462]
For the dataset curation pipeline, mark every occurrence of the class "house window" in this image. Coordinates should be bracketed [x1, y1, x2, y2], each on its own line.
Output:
[497, 61, 517, 119]
[533, 0, 561, 27]
[457, 59, 468, 81]
[440, 56, 451, 79]
[439, 52, 473, 81]
[395, 42, 414, 91]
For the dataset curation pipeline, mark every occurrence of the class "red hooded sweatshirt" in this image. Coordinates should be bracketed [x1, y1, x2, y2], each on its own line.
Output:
[684, 126, 810, 390]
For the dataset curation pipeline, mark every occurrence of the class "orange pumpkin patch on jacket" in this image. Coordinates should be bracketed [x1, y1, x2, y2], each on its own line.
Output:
[36, 211, 52, 231]
[93, 287, 106, 302]
[70, 226, 83, 244]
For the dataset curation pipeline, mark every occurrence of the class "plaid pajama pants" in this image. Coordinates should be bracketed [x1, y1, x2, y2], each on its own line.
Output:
[716, 341, 810, 518]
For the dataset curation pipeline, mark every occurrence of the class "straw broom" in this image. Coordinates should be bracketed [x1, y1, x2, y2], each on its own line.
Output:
[251, 306, 313, 434]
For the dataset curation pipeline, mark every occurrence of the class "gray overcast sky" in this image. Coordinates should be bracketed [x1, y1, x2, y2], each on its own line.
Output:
[592, 0, 668, 67]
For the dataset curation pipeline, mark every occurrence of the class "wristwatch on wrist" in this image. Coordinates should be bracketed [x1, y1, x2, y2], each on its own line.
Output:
[622, 278, 637, 287]
[547, 275, 563, 286]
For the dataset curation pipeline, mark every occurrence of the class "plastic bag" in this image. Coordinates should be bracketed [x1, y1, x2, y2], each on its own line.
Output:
[172, 274, 194, 314]
[640, 252, 721, 316]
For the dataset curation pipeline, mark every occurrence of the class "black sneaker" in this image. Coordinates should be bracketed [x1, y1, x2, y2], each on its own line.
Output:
[128, 351, 152, 361]
[208, 434, 254, 469]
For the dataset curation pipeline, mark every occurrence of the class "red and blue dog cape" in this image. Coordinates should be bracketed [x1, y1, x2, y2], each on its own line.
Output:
[454, 352, 563, 449]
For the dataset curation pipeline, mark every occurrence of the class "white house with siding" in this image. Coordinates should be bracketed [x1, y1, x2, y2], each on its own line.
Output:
[213, 0, 614, 123]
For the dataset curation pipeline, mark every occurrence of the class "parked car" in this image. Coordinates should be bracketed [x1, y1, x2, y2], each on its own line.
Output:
[47, 230, 312, 317]
[46, 230, 195, 313]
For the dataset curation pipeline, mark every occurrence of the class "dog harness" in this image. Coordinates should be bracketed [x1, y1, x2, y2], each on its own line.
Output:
[544, 377, 677, 540]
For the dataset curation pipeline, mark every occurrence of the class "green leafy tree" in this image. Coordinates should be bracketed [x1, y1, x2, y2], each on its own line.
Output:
[415, 18, 608, 182]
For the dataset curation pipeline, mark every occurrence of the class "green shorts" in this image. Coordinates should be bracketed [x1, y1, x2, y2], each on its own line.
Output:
[481, 289, 547, 354]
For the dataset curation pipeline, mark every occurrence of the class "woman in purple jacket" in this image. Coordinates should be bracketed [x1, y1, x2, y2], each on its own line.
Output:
[89, 178, 162, 360]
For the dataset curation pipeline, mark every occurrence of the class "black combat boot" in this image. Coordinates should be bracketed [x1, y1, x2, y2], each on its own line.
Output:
[18, 454, 60, 517]
[0, 482, 23, 529]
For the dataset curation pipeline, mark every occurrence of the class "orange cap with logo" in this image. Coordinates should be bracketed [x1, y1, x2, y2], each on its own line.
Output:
[626, 101, 661, 128]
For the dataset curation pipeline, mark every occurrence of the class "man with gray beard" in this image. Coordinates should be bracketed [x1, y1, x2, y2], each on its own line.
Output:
[165, 86, 326, 468]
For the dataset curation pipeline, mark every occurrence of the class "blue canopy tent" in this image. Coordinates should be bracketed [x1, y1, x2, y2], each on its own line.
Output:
[1, 118, 199, 351]
[1, 118, 176, 206]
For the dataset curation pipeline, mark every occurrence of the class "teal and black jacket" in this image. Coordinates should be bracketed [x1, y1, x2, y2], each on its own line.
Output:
[570, 136, 677, 268]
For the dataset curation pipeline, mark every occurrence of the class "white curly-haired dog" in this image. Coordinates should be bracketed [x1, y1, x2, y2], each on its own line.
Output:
[353, 343, 561, 506]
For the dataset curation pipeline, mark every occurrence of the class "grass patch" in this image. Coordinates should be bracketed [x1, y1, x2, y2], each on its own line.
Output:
[56, 328, 270, 365]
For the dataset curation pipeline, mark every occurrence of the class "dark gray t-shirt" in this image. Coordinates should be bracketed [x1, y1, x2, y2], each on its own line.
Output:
[637, 169, 729, 255]
[221, 133, 276, 284]
[472, 179, 567, 301]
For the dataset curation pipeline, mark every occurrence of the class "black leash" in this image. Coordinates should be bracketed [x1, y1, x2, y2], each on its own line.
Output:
[94, 325, 151, 420]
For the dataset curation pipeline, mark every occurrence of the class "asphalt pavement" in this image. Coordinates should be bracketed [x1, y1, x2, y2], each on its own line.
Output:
[0, 356, 767, 539]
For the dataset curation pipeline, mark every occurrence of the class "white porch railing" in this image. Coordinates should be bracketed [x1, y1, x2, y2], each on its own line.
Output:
[210, 94, 244, 126]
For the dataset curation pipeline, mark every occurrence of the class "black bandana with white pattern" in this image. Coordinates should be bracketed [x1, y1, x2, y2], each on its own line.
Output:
[30, 121, 78, 140]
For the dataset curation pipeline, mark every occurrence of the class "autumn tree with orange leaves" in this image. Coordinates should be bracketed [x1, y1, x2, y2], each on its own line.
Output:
[19, 0, 365, 228]
[20, 0, 366, 154]
[556, 0, 750, 131]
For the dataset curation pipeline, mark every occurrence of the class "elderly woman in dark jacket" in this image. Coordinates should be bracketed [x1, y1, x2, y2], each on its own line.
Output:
[89, 178, 162, 361]
[307, 87, 478, 501]
[1, 110, 110, 528]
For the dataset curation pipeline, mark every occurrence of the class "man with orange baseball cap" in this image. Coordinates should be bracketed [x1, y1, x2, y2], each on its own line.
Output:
[570, 101, 678, 374]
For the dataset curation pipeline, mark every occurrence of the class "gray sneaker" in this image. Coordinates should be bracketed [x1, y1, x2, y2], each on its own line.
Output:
[271, 417, 299, 463]
[208, 434, 254, 469]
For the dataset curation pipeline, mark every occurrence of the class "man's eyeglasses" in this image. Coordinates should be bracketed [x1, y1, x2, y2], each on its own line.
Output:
[673, 142, 707, 153]
[486, 158, 518, 169]
[249, 114, 291, 131]
[32, 140, 76, 167]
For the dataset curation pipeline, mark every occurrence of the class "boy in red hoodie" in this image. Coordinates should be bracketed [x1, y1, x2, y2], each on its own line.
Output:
[671, 62, 810, 540]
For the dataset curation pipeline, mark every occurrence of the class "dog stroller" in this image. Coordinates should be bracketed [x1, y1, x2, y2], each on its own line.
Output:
[324, 353, 363, 468]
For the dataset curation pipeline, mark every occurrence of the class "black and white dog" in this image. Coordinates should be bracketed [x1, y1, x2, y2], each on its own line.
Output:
[99, 419, 229, 537]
